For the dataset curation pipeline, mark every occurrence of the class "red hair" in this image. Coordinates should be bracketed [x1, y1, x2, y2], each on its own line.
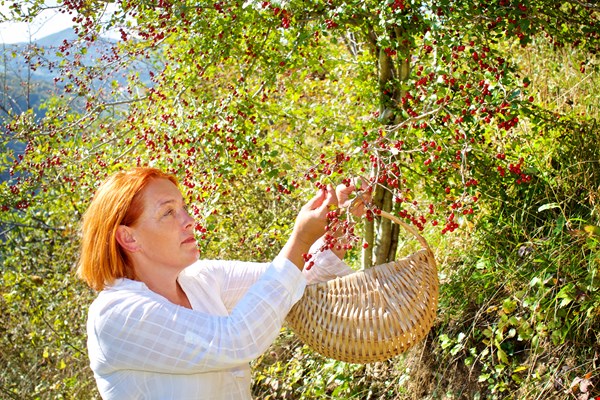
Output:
[77, 167, 178, 291]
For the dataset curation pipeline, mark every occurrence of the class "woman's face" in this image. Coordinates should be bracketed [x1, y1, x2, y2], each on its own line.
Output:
[128, 177, 199, 272]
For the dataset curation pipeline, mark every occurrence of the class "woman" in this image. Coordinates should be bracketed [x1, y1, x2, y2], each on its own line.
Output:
[77, 167, 364, 399]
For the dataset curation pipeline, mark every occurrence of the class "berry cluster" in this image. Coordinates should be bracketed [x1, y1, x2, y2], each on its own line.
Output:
[303, 205, 362, 271]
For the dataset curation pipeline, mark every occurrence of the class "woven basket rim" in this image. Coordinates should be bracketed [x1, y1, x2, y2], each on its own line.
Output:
[307, 246, 434, 288]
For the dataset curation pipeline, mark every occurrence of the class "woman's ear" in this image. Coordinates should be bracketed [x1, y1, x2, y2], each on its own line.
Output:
[116, 225, 140, 252]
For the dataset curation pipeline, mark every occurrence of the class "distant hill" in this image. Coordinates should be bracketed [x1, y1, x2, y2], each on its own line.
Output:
[1, 27, 122, 81]
[0, 27, 149, 183]
[32, 28, 82, 47]
[0, 26, 152, 116]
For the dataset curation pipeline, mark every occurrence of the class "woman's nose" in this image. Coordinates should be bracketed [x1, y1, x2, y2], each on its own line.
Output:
[182, 209, 195, 229]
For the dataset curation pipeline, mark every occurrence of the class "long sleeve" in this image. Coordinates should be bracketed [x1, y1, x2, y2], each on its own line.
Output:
[87, 257, 305, 377]
[184, 259, 271, 312]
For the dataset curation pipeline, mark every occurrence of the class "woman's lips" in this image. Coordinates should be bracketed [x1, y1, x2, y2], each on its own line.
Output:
[182, 236, 197, 245]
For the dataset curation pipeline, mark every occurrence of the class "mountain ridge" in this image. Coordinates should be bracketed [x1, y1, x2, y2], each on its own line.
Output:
[2, 26, 117, 46]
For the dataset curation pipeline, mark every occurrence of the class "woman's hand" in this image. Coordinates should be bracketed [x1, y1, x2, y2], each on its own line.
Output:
[279, 185, 338, 270]
[305, 178, 372, 263]
[293, 184, 338, 245]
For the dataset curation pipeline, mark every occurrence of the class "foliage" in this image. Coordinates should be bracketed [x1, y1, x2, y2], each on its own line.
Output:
[0, 182, 96, 398]
[429, 45, 600, 398]
[1, 0, 598, 250]
[0, 0, 598, 398]
[252, 329, 412, 399]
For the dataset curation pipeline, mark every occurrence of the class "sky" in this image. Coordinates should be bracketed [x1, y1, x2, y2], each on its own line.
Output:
[0, 2, 120, 44]
[0, 3, 75, 44]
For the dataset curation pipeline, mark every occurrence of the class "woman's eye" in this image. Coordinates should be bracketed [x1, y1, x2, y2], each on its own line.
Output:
[164, 209, 175, 217]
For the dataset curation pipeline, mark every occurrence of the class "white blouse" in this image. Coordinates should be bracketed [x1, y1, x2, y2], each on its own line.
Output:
[86, 245, 353, 400]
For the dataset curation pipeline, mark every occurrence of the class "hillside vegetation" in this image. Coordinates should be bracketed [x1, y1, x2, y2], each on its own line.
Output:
[0, 1, 598, 399]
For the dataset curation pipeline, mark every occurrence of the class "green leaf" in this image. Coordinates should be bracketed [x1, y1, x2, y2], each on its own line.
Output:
[513, 365, 528, 373]
[502, 298, 517, 314]
[497, 347, 509, 364]
[555, 283, 575, 307]
[537, 202, 560, 212]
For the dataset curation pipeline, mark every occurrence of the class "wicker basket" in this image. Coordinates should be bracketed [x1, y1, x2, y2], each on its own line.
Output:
[286, 210, 438, 364]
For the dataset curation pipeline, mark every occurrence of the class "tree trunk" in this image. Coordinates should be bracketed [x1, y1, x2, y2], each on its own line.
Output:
[362, 26, 412, 267]
[374, 186, 394, 265]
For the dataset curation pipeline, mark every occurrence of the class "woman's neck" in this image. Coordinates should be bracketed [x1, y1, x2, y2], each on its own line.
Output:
[135, 269, 192, 309]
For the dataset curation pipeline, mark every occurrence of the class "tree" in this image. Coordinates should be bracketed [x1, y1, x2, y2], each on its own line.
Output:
[0, 0, 598, 398]
[2, 0, 597, 264]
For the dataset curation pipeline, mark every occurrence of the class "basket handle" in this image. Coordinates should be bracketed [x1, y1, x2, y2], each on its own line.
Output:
[376, 209, 432, 252]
